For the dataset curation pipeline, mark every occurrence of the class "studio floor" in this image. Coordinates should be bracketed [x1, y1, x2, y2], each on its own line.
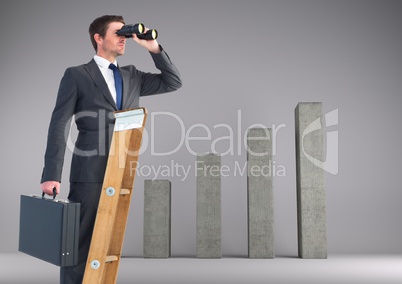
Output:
[0, 253, 401, 284]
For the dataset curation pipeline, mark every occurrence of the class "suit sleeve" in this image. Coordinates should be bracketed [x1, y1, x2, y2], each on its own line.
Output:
[139, 46, 183, 97]
[41, 68, 77, 183]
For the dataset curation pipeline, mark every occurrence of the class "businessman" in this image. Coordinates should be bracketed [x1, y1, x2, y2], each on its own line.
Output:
[40, 15, 182, 283]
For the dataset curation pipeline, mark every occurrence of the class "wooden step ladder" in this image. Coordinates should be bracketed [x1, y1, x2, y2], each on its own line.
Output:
[83, 107, 147, 284]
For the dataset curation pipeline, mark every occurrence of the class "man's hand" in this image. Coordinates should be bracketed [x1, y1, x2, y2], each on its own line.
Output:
[41, 181, 61, 196]
[132, 27, 161, 54]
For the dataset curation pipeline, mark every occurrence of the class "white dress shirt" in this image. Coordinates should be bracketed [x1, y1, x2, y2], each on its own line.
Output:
[93, 55, 118, 104]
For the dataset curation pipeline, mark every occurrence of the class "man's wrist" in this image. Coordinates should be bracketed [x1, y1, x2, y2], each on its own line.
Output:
[149, 43, 162, 54]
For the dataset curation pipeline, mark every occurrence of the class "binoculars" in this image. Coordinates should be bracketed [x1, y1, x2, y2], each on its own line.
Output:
[116, 23, 158, 40]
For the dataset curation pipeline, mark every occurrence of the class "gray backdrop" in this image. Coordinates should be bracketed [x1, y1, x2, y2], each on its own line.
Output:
[1, 0, 401, 256]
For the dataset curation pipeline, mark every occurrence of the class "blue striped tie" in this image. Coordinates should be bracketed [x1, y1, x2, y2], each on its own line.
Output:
[109, 63, 123, 110]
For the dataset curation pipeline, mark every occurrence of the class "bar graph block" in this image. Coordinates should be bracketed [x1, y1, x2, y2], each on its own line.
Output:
[295, 102, 327, 259]
[196, 153, 221, 258]
[143, 180, 171, 258]
[247, 128, 274, 258]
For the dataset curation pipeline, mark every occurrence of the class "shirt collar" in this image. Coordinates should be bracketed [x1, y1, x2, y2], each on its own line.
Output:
[93, 55, 118, 69]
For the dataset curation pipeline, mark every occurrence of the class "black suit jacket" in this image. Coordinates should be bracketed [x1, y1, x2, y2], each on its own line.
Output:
[41, 49, 182, 183]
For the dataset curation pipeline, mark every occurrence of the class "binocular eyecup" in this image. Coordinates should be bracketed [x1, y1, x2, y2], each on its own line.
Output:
[116, 23, 158, 40]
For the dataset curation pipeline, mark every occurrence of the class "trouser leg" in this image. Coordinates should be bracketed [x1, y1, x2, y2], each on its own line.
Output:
[60, 182, 102, 284]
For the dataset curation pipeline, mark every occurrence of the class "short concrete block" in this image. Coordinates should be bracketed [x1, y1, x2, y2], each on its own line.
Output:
[295, 102, 327, 259]
[247, 128, 274, 258]
[143, 180, 171, 258]
[196, 153, 221, 258]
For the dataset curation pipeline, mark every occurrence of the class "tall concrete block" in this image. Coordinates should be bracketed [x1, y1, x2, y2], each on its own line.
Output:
[247, 128, 274, 258]
[196, 153, 221, 258]
[143, 180, 171, 258]
[295, 102, 327, 259]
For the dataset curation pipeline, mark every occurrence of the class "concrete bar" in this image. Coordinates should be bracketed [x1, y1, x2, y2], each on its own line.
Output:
[295, 102, 327, 259]
[196, 153, 221, 258]
[247, 128, 274, 258]
[143, 180, 171, 258]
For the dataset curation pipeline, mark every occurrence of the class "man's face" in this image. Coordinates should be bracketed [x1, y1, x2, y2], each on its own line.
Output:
[98, 21, 126, 58]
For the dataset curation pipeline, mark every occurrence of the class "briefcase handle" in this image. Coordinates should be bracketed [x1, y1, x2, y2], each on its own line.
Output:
[41, 187, 57, 200]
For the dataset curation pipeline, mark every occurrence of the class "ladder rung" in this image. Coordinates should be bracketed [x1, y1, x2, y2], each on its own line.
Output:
[120, 189, 131, 195]
[105, 255, 119, 263]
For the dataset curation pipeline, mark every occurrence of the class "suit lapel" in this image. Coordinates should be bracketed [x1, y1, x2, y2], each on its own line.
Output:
[84, 59, 117, 110]
[120, 68, 131, 110]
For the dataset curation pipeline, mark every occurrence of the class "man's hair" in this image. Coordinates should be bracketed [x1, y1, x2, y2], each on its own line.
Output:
[89, 15, 125, 52]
